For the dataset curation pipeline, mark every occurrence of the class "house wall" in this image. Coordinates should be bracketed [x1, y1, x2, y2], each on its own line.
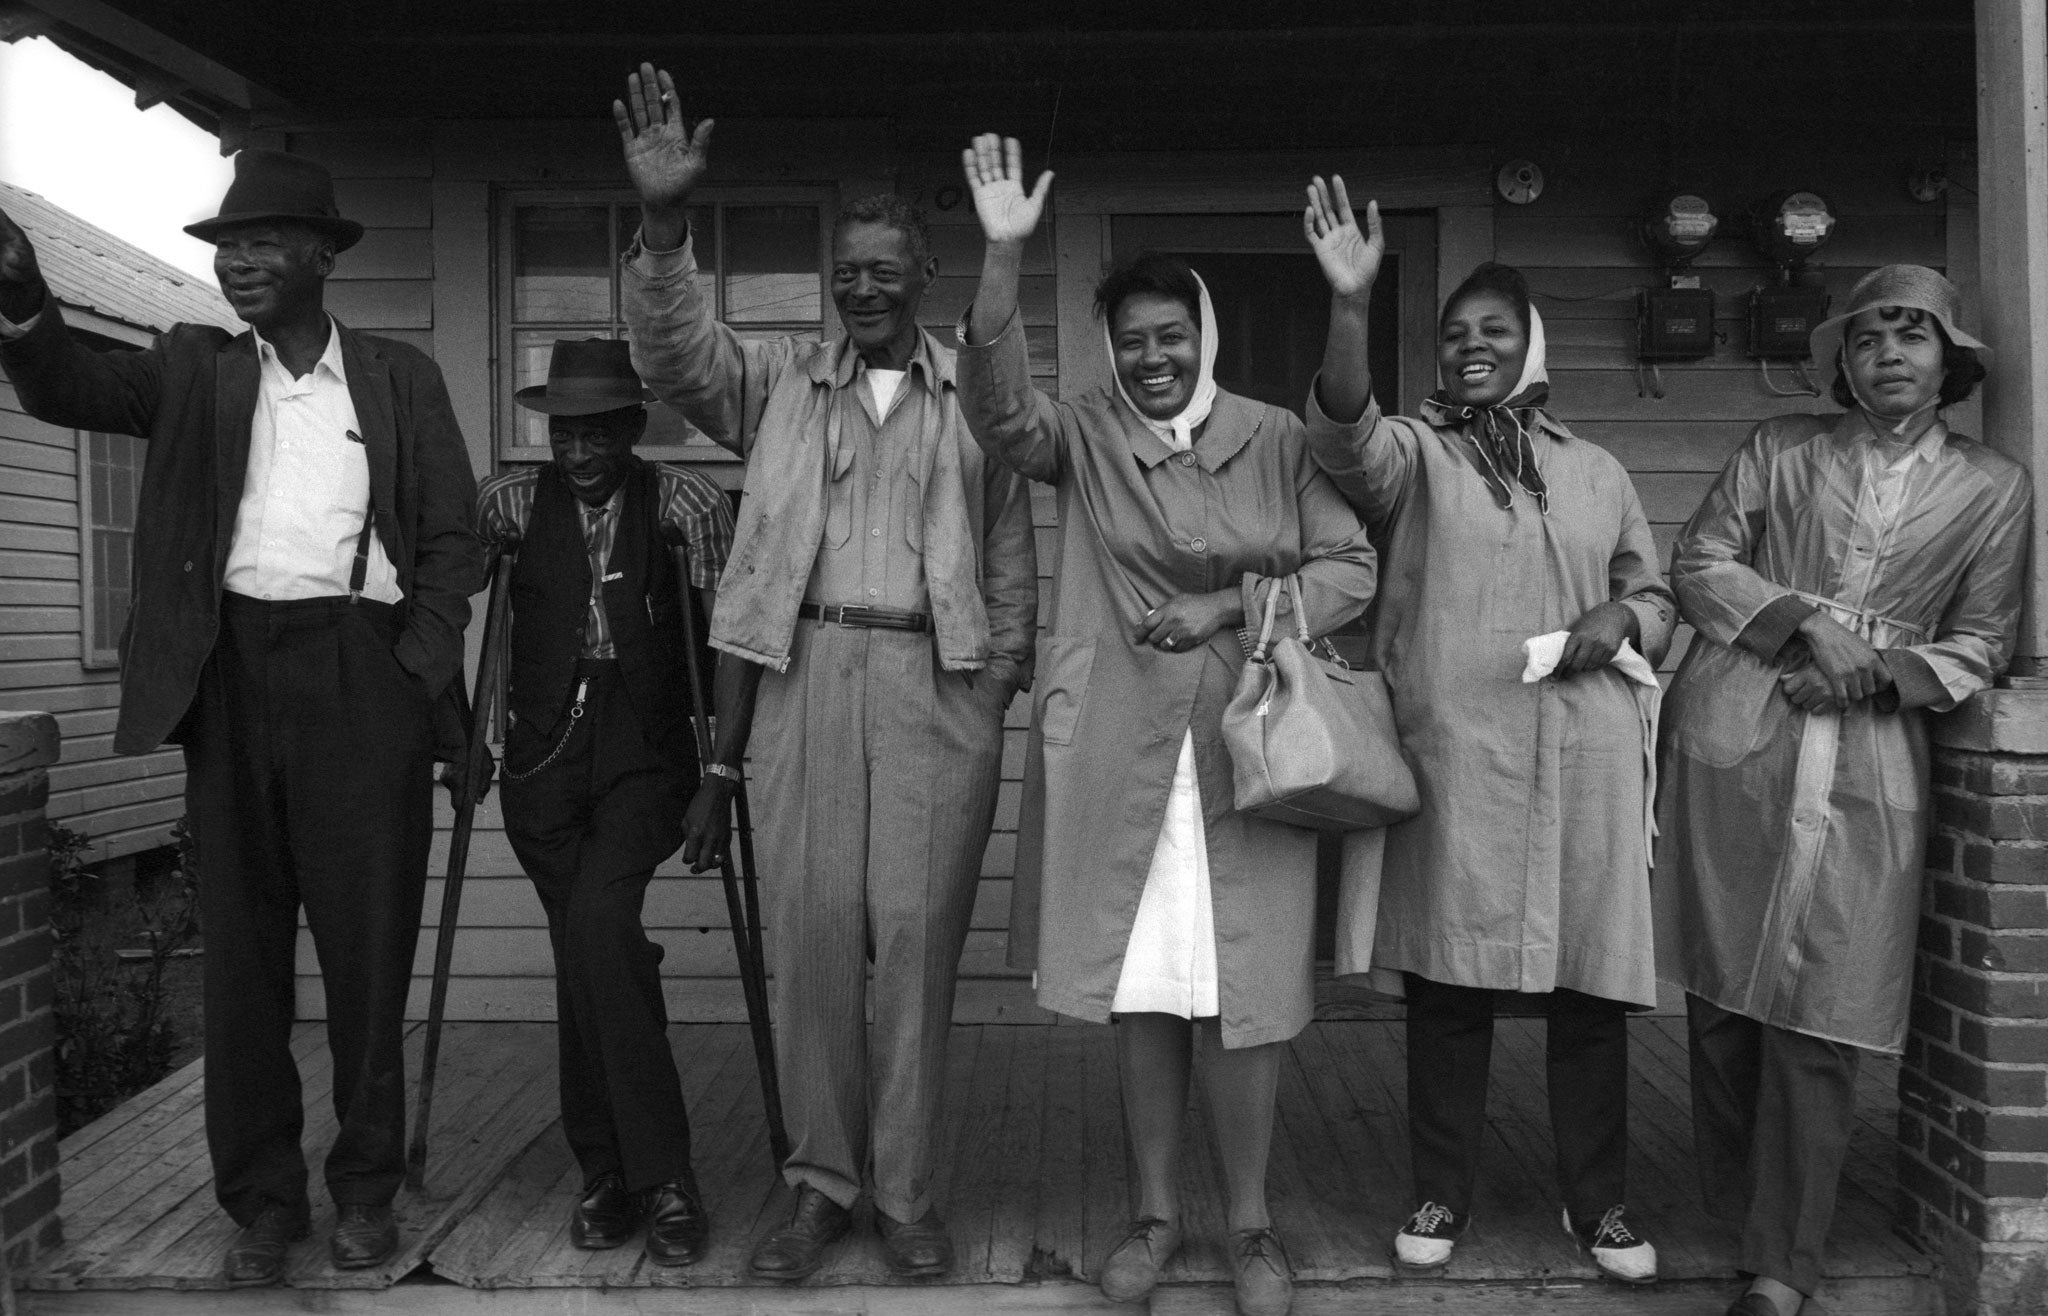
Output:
[0, 317, 184, 861]
[284, 122, 1968, 1023]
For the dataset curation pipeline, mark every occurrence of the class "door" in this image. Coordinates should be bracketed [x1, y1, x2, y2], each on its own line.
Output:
[1108, 213, 1437, 417]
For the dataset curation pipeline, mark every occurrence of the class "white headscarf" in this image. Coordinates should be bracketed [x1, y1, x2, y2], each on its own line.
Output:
[1104, 268, 1219, 452]
[1433, 302, 1549, 397]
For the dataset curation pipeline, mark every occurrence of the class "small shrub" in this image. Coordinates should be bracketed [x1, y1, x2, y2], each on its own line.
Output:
[50, 822, 201, 1135]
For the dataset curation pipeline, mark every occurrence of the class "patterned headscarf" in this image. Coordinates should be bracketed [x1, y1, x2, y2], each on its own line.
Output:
[1419, 304, 1552, 513]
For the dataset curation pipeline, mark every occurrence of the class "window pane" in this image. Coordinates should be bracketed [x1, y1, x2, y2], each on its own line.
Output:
[513, 207, 612, 322]
[724, 206, 820, 322]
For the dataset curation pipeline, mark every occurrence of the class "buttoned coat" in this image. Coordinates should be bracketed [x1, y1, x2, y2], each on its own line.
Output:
[1306, 397, 1675, 1009]
[0, 303, 481, 754]
[959, 315, 1379, 1048]
[1655, 412, 2030, 1052]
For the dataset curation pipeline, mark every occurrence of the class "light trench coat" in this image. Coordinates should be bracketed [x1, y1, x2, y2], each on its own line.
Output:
[1306, 396, 1676, 1008]
[1655, 411, 2031, 1053]
[958, 315, 1379, 1048]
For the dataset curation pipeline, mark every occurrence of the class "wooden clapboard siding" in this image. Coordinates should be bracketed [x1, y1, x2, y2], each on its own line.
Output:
[0, 374, 185, 860]
[296, 129, 437, 352]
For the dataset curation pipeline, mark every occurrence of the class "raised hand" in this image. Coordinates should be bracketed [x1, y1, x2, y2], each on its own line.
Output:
[0, 206, 46, 323]
[1303, 176, 1382, 298]
[612, 63, 714, 217]
[961, 134, 1053, 247]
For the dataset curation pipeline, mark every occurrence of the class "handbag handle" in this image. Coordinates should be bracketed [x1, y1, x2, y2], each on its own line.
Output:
[1250, 574, 1288, 662]
[1287, 575, 1312, 644]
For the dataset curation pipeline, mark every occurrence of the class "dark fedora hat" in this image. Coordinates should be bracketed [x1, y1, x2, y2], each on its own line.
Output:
[182, 149, 365, 251]
[515, 338, 658, 416]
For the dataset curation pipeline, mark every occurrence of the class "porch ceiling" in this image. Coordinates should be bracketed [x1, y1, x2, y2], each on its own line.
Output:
[20, 0, 1976, 153]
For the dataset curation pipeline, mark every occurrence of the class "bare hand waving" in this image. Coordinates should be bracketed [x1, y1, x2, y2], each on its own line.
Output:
[1304, 176, 1382, 299]
[962, 134, 1053, 247]
[0, 207, 46, 323]
[612, 63, 713, 249]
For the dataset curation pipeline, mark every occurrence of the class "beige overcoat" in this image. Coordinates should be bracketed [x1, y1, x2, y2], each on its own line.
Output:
[1306, 396, 1676, 1008]
[958, 314, 1379, 1047]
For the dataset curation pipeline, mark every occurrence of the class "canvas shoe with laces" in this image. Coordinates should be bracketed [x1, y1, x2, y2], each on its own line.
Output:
[1564, 1204, 1658, 1284]
[1392, 1201, 1467, 1272]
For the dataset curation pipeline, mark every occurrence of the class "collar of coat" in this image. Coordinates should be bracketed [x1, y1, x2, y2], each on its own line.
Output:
[1122, 386, 1265, 472]
[212, 315, 401, 566]
[806, 326, 958, 394]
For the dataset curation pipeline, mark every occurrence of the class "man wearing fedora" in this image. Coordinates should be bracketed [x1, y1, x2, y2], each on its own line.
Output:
[474, 338, 732, 1264]
[0, 150, 481, 1282]
[613, 67, 1036, 1280]
[1652, 265, 2031, 1316]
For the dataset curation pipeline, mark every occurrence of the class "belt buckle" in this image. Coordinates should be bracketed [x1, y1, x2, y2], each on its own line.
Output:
[831, 605, 861, 627]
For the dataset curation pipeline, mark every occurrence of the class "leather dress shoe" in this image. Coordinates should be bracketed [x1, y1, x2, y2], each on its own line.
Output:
[329, 1203, 399, 1270]
[644, 1180, 710, 1266]
[749, 1185, 851, 1280]
[223, 1201, 309, 1287]
[1099, 1216, 1182, 1303]
[570, 1173, 645, 1250]
[1230, 1227, 1294, 1316]
[876, 1207, 954, 1277]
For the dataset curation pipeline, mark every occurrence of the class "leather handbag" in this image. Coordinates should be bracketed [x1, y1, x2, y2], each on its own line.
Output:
[1221, 575, 1419, 832]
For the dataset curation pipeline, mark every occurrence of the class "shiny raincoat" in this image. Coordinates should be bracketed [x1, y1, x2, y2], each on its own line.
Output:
[1307, 395, 1676, 1008]
[1654, 411, 2031, 1052]
[957, 313, 1379, 1048]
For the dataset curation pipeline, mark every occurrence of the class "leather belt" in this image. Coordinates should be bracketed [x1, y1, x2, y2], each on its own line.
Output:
[797, 601, 932, 632]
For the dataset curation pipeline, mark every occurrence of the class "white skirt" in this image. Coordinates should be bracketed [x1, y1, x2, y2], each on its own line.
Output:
[1110, 729, 1220, 1017]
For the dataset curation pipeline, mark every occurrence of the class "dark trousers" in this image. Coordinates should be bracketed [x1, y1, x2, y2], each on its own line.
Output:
[1687, 994, 1862, 1296]
[1404, 973, 1631, 1221]
[503, 662, 695, 1193]
[186, 594, 435, 1226]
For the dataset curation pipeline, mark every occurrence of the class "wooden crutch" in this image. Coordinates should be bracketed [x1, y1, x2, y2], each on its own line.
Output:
[671, 542, 790, 1167]
[405, 550, 513, 1191]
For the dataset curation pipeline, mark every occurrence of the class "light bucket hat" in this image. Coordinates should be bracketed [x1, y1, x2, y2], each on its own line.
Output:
[1808, 264, 1989, 370]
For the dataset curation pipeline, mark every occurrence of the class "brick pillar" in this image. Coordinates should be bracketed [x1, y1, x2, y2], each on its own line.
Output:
[1902, 688, 2048, 1315]
[0, 712, 60, 1280]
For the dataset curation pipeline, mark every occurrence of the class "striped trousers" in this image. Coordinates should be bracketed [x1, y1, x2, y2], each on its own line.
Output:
[750, 621, 1008, 1222]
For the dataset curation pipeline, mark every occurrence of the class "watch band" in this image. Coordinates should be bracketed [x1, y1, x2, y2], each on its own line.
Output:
[704, 762, 744, 784]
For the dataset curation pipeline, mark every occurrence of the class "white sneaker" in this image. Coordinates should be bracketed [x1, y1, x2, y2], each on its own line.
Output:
[1392, 1201, 1466, 1272]
[1563, 1204, 1658, 1284]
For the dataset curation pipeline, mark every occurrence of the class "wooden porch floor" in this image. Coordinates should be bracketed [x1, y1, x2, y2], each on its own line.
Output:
[23, 1019, 1935, 1314]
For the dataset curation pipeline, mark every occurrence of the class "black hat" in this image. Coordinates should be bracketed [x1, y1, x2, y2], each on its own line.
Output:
[182, 149, 364, 251]
[514, 339, 658, 416]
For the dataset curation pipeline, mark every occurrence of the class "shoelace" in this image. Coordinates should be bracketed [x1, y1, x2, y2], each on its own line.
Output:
[1406, 1202, 1455, 1236]
[1593, 1205, 1640, 1247]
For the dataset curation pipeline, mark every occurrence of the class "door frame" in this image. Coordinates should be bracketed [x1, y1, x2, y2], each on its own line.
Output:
[1048, 148, 1495, 407]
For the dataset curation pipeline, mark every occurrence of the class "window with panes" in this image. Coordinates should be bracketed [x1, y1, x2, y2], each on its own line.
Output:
[77, 430, 142, 670]
[498, 189, 832, 466]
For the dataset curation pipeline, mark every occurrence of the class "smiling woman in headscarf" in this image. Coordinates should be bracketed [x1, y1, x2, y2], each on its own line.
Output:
[1653, 266, 2029, 1316]
[1300, 181, 1675, 1287]
[955, 135, 1378, 1316]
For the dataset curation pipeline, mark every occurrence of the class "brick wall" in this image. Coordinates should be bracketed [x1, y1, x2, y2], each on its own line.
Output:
[0, 710, 60, 1278]
[1901, 689, 2048, 1316]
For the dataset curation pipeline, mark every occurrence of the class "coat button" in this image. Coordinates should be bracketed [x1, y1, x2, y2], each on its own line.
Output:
[183, 561, 193, 572]
[1179, 452, 1196, 467]
[1190, 537, 1208, 552]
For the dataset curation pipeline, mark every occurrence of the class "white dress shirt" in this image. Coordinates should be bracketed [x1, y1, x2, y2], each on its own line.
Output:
[223, 320, 400, 604]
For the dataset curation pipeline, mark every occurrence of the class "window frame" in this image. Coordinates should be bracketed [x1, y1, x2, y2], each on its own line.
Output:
[76, 429, 142, 671]
[494, 185, 836, 468]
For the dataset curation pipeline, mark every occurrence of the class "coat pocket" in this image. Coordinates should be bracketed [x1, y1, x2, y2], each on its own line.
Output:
[1033, 635, 1097, 746]
[1668, 640, 1786, 769]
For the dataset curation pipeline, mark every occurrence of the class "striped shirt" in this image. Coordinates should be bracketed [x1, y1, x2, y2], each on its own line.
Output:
[475, 463, 734, 659]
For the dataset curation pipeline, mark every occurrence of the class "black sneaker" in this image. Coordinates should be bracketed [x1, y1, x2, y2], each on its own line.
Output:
[1563, 1204, 1658, 1284]
[1392, 1201, 1467, 1272]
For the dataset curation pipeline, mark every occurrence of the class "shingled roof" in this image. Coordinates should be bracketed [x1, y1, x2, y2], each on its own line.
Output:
[0, 180, 237, 334]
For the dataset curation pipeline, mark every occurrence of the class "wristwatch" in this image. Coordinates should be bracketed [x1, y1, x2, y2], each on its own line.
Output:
[704, 763, 743, 784]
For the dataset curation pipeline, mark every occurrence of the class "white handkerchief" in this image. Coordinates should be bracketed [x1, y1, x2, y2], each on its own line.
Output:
[1520, 631, 1659, 687]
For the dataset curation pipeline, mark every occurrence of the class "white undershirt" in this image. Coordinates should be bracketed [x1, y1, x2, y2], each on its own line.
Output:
[867, 367, 907, 419]
[223, 320, 399, 604]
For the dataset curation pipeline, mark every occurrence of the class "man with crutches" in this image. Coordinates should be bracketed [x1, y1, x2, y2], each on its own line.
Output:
[474, 338, 734, 1265]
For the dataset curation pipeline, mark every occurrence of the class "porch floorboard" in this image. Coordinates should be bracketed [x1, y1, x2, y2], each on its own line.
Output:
[25, 1018, 1934, 1313]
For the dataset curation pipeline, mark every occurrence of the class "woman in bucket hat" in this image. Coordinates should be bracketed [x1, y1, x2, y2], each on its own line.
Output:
[1654, 266, 2032, 1316]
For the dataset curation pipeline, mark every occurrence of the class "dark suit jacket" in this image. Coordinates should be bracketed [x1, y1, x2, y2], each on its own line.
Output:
[0, 302, 483, 755]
